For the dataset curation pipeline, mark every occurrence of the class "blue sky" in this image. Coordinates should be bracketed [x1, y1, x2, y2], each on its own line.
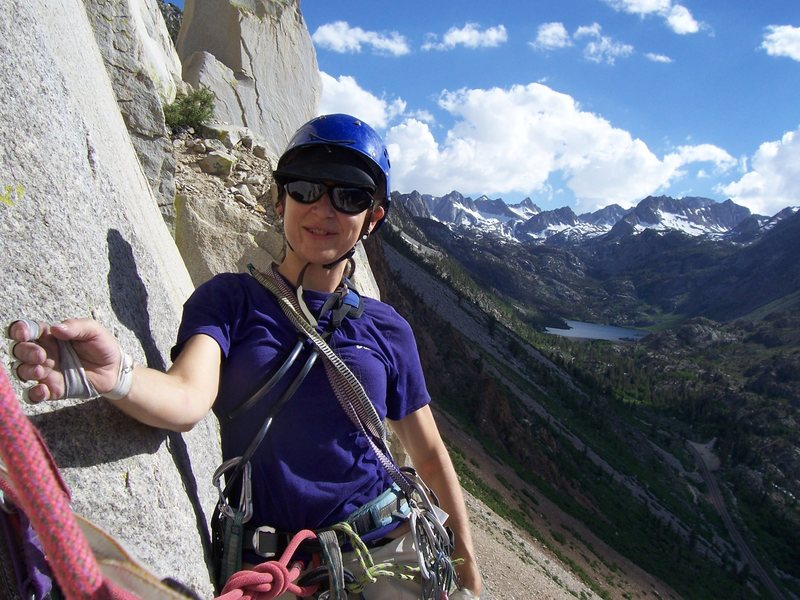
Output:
[174, 1, 800, 216]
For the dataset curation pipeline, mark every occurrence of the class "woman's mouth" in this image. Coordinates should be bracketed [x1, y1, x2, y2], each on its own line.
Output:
[305, 226, 334, 236]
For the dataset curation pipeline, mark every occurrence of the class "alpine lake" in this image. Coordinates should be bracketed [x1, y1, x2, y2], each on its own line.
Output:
[545, 320, 649, 342]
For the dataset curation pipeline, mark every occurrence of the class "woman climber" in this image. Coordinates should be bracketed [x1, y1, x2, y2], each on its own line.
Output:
[7, 114, 482, 599]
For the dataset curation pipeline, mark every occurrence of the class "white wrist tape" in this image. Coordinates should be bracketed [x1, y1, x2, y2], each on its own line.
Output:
[57, 340, 134, 401]
[102, 350, 134, 401]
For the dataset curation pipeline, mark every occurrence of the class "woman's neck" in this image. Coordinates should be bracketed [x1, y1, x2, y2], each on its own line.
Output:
[277, 255, 346, 293]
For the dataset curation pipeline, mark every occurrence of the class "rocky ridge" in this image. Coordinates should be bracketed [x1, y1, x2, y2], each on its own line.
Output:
[395, 190, 798, 245]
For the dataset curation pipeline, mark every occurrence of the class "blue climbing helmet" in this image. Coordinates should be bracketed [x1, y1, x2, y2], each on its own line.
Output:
[275, 114, 392, 229]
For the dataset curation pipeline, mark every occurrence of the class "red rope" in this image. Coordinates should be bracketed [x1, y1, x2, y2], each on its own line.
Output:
[216, 529, 320, 600]
[0, 367, 108, 598]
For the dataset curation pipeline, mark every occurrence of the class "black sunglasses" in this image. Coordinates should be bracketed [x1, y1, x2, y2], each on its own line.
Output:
[284, 180, 376, 215]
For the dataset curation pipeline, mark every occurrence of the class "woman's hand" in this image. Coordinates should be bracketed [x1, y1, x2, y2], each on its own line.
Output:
[7, 318, 122, 402]
[8, 319, 220, 432]
[392, 405, 483, 596]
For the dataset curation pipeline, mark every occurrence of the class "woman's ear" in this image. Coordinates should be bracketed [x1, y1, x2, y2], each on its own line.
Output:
[271, 180, 285, 218]
[369, 205, 385, 228]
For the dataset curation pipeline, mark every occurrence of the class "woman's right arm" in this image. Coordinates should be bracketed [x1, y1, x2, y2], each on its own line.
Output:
[114, 333, 221, 431]
[8, 318, 220, 432]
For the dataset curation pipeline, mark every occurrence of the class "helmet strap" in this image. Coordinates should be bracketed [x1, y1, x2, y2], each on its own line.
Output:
[294, 258, 358, 326]
[321, 246, 357, 270]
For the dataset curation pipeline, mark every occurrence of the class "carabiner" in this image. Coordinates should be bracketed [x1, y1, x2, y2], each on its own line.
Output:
[212, 456, 253, 523]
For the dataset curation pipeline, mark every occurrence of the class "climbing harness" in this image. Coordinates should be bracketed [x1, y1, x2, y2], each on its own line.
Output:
[210, 264, 364, 591]
[216, 529, 320, 600]
[210, 263, 361, 587]
[211, 264, 456, 598]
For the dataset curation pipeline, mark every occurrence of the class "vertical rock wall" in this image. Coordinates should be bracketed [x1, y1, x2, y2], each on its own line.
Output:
[0, 0, 380, 595]
[0, 0, 218, 594]
[176, 0, 321, 155]
[85, 0, 185, 228]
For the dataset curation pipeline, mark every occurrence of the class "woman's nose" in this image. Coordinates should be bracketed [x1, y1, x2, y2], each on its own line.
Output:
[311, 190, 336, 215]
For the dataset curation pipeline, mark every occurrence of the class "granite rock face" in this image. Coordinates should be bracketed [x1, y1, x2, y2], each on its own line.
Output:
[176, 0, 321, 155]
[0, 1, 219, 594]
[1, 0, 381, 595]
[85, 0, 187, 228]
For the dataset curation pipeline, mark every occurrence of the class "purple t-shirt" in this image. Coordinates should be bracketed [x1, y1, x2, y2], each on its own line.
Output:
[172, 272, 430, 535]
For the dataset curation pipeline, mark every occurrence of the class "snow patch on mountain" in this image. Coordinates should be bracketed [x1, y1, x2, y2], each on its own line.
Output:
[391, 191, 798, 246]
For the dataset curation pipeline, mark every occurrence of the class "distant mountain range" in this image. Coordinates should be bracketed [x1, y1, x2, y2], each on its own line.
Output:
[385, 191, 800, 326]
[392, 191, 799, 245]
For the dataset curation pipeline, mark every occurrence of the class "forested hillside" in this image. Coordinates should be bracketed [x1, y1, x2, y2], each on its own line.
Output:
[366, 213, 800, 599]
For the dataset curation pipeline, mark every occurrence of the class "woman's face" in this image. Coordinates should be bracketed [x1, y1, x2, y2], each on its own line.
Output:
[281, 185, 384, 268]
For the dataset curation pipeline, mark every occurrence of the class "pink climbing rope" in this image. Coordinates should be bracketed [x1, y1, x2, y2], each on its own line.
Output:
[217, 529, 320, 600]
[0, 367, 130, 598]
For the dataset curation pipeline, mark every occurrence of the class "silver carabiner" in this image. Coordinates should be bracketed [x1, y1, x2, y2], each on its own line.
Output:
[239, 461, 253, 523]
[212, 456, 253, 523]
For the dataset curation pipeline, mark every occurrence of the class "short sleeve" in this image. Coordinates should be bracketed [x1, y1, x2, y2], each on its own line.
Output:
[170, 274, 242, 361]
[382, 308, 431, 421]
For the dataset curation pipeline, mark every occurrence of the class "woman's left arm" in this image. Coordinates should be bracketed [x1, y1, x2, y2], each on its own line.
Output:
[391, 404, 482, 596]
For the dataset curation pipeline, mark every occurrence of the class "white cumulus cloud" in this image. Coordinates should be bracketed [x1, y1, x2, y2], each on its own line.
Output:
[718, 127, 800, 216]
[532, 22, 573, 50]
[422, 23, 508, 51]
[665, 5, 700, 34]
[645, 52, 673, 63]
[316, 74, 736, 211]
[381, 82, 733, 211]
[312, 21, 410, 56]
[761, 25, 800, 61]
[575, 23, 634, 64]
[672, 144, 736, 169]
[603, 0, 700, 34]
[317, 72, 406, 129]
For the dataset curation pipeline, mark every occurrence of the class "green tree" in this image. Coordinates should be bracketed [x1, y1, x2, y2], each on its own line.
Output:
[163, 87, 215, 130]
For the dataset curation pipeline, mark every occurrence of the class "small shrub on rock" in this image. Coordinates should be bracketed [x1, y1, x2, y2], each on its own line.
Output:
[164, 88, 215, 131]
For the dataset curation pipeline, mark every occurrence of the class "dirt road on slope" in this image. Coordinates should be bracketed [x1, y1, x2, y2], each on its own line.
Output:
[688, 441, 787, 600]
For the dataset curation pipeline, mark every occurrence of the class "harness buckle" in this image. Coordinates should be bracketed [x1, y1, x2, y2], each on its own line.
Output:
[251, 525, 281, 558]
[346, 484, 410, 537]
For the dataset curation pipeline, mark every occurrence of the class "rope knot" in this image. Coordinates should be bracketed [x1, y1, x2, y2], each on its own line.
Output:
[216, 529, 319, 600]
